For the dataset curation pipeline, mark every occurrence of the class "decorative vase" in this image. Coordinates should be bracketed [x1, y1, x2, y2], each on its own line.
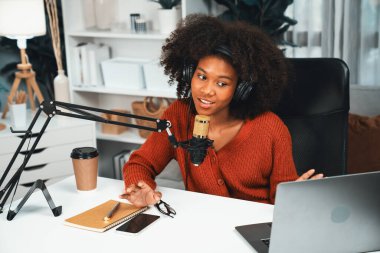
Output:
[158, 8, 180, 34]
[54, 69, 70, 102]
[82, 0, 96, 29]
[94, 0, 116, 30]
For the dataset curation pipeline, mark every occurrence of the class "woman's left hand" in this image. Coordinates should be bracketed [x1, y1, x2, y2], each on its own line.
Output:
[296, 169, 324, 181]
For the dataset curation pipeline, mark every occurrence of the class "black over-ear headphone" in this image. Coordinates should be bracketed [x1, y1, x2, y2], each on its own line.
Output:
[182, 45, 254, 104]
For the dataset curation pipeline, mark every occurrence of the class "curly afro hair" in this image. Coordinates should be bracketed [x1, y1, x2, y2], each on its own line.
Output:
[160, 14, 289, 120]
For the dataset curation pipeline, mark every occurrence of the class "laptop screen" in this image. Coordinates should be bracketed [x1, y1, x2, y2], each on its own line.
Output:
[269, 171, 380, 253]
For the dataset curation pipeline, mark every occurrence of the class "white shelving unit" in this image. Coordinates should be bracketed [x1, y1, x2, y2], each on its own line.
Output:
[61, 0, 210, 145]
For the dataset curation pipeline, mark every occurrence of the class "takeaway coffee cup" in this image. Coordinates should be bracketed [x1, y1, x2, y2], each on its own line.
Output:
[71, 147, 99, 191]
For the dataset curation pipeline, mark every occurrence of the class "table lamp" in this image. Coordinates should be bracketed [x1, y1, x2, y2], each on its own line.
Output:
[0, 0, 46, 118]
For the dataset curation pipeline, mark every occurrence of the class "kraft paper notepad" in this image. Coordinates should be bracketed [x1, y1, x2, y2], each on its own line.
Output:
[64, 200, 148, 232]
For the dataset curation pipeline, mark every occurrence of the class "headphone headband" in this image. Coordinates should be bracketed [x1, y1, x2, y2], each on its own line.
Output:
[213, 45, 232, 58]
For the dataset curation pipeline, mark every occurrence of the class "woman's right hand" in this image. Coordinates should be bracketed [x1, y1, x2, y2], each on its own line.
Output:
[296, 169, 324, 181]
[119, 181, 162, 207]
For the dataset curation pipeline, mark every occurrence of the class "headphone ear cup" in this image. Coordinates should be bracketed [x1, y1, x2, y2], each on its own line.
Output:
[232, 81, 254, 104]
[182, 63, 195, 98]
[183, 63, 195, 86]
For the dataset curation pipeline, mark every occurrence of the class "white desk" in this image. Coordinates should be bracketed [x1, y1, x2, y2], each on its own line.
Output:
[0, 176, 273, 253]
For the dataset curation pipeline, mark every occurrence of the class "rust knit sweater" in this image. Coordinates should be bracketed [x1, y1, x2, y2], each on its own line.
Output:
[123, 100, 298, 204]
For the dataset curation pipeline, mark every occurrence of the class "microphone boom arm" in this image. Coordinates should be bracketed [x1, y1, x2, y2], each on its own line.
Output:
[0, 100, 173, 220]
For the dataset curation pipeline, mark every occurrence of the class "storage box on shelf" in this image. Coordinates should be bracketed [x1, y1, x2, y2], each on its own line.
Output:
[100, 109, 131, 135]
[0, 113, 96, 203]
[143, 60, 175, 91]
[101, 57, 150, 90]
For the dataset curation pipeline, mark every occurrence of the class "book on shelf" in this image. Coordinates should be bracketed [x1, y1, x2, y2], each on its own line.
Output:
[80, 43, 96, 85]
[71, 43, 111, 87]
[64, 200, 148, 232]
[71, 42, 86, 86]
[88, 44, 111, 86]
[113, 150, 136, 180]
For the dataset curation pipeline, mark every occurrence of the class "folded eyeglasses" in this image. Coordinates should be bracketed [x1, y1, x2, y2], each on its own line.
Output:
[154, 200, 176, 218]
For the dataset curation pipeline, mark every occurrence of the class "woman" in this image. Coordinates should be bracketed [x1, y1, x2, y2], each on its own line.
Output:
[120, 15, 322, 208]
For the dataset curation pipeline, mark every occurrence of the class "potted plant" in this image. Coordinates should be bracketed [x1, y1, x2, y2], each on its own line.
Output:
[214, 0, 297, 46]
[151, 0, 182, 34]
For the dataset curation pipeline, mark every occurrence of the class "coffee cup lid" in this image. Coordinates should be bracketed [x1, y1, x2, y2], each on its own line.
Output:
[71, 147, 98, 159]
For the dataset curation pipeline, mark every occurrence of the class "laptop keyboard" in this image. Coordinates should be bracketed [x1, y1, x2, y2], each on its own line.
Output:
[261, 238, 270, 247]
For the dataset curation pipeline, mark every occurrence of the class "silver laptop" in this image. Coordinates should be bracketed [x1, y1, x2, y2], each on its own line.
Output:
[236, 171, 380, 253]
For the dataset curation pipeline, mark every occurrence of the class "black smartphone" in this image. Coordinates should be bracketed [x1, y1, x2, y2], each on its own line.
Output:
[116, 213, 160, 234]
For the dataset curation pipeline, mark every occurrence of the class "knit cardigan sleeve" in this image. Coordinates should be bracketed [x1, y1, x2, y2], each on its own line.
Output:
[122, 103, 178, 191]
[269, 120, 299, 204]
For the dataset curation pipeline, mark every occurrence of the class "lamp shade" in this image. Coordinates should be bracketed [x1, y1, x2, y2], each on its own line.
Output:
[0, 0, 46, 38]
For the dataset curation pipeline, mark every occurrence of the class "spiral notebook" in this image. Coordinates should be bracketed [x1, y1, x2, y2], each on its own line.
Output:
[64, 200, 148, 232]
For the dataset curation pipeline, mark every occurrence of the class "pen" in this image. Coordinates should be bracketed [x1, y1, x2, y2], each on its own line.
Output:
[103, 202, 120, 221]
